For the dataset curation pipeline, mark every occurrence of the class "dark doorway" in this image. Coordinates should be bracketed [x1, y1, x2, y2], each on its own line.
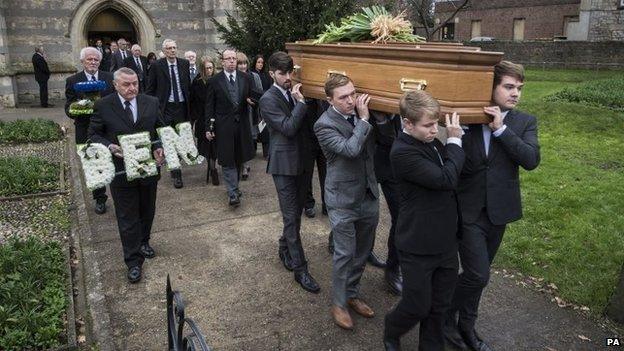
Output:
[87, 8, 137, 47]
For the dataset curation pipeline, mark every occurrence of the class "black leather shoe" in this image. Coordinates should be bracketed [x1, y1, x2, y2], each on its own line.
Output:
[383, 331, 401, 351]
[459, 328, 494, 351]
[229, 194, 240, 207]
[140, 243, 156, 259]
[368, 251, 387, 268]
[210, 169, 219, 185]
[127, 266, 142, 283]
[444, 322, 468, 350]
[385, 269, 403, 296]
[173, 177, 184, 189]
[328, 233, 334, 254]
[94, 201, 107, 215]
[278, 249, 294, 271]
[294, 271, 320, 293]
[304, 206, 316, 218]
[235, 189, 242, 198]
[322, 205, 328, 216]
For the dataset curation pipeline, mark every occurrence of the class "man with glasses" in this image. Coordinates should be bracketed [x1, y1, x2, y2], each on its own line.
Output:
[111, 38, 131, 72]
[146, 39, 191, 189]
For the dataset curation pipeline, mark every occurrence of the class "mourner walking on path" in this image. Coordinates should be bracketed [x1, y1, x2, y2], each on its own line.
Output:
[32, 45, 51, 108]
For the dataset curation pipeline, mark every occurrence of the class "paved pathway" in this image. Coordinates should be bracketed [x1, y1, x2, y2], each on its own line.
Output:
[19, 107, 618, 350]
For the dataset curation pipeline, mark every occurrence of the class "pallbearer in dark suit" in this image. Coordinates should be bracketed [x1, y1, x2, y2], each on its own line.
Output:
[204, 49, 257, 207]
[88, 67, 165, 283]
[32, 45, 51, 107]
[146, 39, 191, 189]
[258, 51, 320, 294]
[301, 99, 328, 219]
[444, 61, 540, 351]
[65, 47, 115, 215]
[124, 44, 148, 92]
[384, 91, 465, 351]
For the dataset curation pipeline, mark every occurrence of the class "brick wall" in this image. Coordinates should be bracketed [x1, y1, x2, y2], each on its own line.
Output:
[471, 40, 624, 69]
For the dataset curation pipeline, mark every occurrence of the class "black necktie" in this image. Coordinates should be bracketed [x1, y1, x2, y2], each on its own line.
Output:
[136, 58, 143, 73]
[229, 74, 235, 85]
[286, 90, 295, 109]
[124, 101, 135, 123]
[170, 65, 180, 103]
[121, 51, 126, 60]
[191, 66, 196, 78]
[347, 115, 355, 127]
[90, 75, 95, 81]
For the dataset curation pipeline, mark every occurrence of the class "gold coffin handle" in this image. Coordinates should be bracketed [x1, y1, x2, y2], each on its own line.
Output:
[293, 64, 301, 73]
[327, 69, 347, 78]
[400, 78, 428, 91]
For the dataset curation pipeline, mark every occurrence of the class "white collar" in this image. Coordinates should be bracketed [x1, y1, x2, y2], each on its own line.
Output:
[332, 106, 354, 120]
[117, 94, 137, 108]
[85, 71, 98, 80]
[225, 70, 237, 79]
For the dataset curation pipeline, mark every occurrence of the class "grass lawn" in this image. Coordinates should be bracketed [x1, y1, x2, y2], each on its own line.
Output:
[494, 68, 624, 315]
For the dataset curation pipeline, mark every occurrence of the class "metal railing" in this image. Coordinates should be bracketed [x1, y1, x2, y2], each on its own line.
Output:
[167, 275, 211, 351]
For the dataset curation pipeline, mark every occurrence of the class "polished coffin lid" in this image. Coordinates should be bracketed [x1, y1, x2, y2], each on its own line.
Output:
[285, 41, 504, 124]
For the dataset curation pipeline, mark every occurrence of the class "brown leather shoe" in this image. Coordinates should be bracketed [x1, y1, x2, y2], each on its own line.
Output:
[347, 298, 375, 318]
[331, 305, 353, 330]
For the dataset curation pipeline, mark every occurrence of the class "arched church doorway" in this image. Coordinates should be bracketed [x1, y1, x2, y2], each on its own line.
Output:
[87, 8, 137, 47]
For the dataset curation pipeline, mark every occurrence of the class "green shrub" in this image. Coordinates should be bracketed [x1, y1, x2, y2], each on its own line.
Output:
[546, 77, 624, 111]
[0, 157, 60, 196]
[0, 119, 63, 144]
[0, 237, 68, 350]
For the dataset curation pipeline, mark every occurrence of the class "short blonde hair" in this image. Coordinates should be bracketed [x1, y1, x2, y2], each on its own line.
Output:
[236, 52, 249, 65]
[399, 90, 440, 123]
[324, 74, 352, 98]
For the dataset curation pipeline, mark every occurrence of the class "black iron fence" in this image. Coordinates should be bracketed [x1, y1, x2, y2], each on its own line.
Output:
[167, 275, 211, 351]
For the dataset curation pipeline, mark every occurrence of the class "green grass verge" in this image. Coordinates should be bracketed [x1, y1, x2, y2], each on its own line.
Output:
[0, 237, 68, 350]
[0, 157, 60, 197]
[494, 68, 624, 314]
[0, 119, 63, 144]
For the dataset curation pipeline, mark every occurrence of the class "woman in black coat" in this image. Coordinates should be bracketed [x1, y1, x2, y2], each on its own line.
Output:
[250, 54, 273, 158]
[189, 56, 218, 185]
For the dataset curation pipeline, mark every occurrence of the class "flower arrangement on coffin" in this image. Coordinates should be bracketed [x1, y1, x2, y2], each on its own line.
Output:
[314, 6, 425, 44]
[157, 122, 205, 171]
[118, 132, 158, 181]
[76, 141, 116, 191]
[68, 80, 108, 117]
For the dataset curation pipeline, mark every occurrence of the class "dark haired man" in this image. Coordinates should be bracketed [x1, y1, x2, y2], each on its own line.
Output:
[314, 73, 378, 330]
[444, 61, 541, 351]
[258, 51, 320, 293]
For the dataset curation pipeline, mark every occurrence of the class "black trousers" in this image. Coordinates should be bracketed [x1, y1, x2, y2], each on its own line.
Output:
[273, 174, 308, 273]
[385, 249, 458, 351]
[163, 102, 188, 179]
[448, 209, 506, 332]
[303, 146, 327, 210]
[110, 182, 158, 268]
[37, 79, 49, 107]
[75, 118, 108, 203]
[379, 179, 401, 271]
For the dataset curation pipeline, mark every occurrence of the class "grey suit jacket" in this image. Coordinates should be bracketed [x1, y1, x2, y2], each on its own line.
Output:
[314, 107, 378, 210]
[259, 85, 308, 176]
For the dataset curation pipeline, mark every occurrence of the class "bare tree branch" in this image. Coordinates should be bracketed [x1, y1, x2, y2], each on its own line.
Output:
[429, 0, 470, 40]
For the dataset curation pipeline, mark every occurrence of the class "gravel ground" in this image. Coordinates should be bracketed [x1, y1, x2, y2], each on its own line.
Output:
[0, 139, 66, 163]
[0, 194, 71, 245]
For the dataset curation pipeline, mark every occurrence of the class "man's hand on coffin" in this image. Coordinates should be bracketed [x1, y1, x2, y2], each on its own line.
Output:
[108, 144, 124, 158]
[153, 148, 165, 166]
[355, 94, 371, 121]
[445, 112, 463, 139]
[205, 131, 215, 141]
[484, 106, 504, 131]
[291, 83, 304, 103]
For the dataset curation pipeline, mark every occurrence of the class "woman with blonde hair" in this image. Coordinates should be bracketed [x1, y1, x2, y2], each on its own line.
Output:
[189, 56, 219, 185]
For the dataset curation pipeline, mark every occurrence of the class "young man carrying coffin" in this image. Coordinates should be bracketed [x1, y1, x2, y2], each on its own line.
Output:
[383, 91, 465, 351]
[89, 67, 165, 283]
[444, 61, 541, 351]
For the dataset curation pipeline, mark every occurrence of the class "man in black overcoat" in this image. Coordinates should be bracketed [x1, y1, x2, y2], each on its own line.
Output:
[32, 46, 51, 107]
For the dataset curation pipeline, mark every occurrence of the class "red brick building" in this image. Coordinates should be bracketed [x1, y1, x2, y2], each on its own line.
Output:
[434, 0, 581, 41]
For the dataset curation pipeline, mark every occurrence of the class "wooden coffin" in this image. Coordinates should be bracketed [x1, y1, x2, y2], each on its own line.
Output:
[285, 41, 504, 124]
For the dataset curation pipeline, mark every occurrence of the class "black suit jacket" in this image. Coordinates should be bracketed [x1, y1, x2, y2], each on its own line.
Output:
[110, 49, 132, 72]
[123, 55, 148, 89]
[370, 114, 402, 183]
[64, 70, 115, 119]
[146, 57, 191, 113]
[88, 93, 164, 188]
[32, 53, 50, 82]
[390, 132, 465, 255]
[458, 110, 540, 225]
[205, 70, 258, 167]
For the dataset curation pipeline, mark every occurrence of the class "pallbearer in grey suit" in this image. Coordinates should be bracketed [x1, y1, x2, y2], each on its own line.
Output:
[259, 52, 320, 293]
[314, 74, 379, 330]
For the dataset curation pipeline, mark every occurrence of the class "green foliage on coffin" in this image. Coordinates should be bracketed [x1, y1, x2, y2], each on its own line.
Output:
[0, 237, 68, 350]
[0, 119, 63, 144]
